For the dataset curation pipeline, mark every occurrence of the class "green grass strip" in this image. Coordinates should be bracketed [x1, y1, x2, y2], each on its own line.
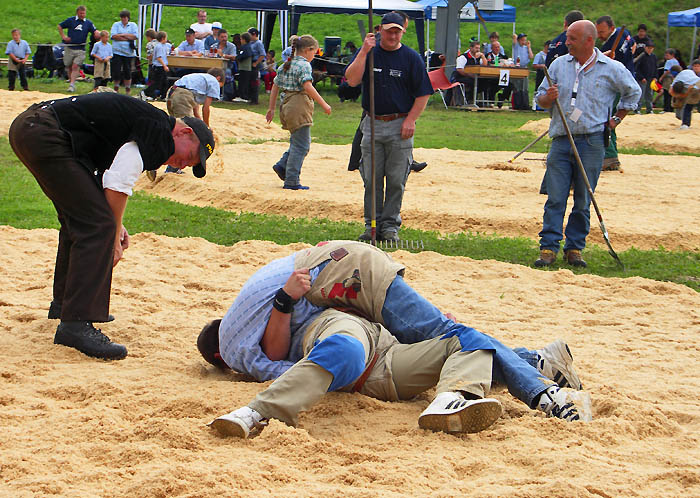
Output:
[1, 138, 697, 291]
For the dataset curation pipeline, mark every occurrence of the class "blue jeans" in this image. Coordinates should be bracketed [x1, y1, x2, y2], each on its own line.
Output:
[275, 125, 311, 187]
[381, 275, 548, 408]
[539, 133, 605, 253]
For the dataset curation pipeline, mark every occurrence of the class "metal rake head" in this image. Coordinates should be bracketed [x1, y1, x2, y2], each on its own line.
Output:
[359, 239, 425, 252]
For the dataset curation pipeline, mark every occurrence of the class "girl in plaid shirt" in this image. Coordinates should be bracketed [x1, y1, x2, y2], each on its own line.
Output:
[266, 35, 331, 190]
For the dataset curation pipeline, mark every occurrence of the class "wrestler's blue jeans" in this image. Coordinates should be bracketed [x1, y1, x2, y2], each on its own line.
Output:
[381, 275, 548, 408]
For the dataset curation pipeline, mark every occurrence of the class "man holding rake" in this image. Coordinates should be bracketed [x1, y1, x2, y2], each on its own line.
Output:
[534, 20, 639, 268]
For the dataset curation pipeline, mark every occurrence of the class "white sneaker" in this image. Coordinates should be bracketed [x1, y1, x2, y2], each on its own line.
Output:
[679, 124, 690, 130]
[232, 97, 248, 103]
[67, 84, 75, 93]
[418, 391, 502, 433]
[536, 339, 582, 390]
[140, 90, 153, 102]
[537, 385, 592, 422]
[208, 406, 266, 438]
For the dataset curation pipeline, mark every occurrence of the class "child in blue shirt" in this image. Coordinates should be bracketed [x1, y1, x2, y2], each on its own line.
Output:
[266, 35, 331, 190]
[143, 31, 171, 100]
[5, 29, 31, 91]
[90, 30, 113, 88]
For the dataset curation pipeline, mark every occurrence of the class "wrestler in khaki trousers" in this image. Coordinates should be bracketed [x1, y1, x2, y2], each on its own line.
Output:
[249, 309, 493, 427]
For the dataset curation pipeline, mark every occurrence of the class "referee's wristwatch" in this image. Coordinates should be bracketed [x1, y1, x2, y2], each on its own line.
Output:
[611, 115, 622, 125]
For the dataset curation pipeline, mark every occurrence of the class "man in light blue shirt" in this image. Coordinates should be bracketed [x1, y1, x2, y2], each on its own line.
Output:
[177, 28, 205, 56]
[168, 68, 223, 125]
[534, 20, 640, 269]
[110, 9, 139, 95]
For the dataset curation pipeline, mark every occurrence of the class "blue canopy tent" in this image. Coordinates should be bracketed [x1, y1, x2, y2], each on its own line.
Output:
[137, 0, 288, 55]
[286, 0, 427, 57]
[414, 0, 516, 53]
[667, 7, 700, 60]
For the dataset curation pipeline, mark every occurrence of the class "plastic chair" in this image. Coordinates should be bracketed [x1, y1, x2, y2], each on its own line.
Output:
[428, 68, 465, 109]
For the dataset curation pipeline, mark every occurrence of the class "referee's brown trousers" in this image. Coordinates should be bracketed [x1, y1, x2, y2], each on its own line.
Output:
[9, 104, 115, 322]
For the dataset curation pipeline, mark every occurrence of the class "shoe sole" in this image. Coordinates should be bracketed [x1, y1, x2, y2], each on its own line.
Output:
[419, 398, 502, 433]
[210, 417, 249, 438]
[53, 337, 128, 360]
[540, 340, 582, 390]
[272, 166, 285, 181]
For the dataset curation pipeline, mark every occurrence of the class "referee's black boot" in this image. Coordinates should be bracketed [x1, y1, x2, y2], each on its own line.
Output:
[48, 301, 114, 322]
[54, 321, 128, 360]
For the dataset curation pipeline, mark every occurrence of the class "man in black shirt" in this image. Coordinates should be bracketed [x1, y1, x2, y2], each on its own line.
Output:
[632, 24, 653, 58]
[345, 12, 433, 242]
[9, 93, 215, 360]
[545, 10, 584, 68]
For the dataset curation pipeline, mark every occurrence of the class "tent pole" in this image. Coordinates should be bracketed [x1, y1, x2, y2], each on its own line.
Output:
[368, 0, 376, 246]
[692, 26, 697, 60]
[666, 22, 669, 51]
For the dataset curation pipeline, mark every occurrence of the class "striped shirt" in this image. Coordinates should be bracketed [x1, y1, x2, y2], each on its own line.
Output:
[273, 55, 313, 91]
[219, 254, 324, 381]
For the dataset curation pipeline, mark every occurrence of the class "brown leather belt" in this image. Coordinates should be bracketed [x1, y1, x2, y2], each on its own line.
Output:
[352, 353, 379, 393]
[375, 112, 408, 122]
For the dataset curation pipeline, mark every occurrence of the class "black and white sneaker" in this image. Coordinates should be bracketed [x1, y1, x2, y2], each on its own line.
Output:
[418, 392, 502, 433]
[209, 407, 267, 438]
[536, 339, 582, 390]
[537, 385, 592, 422]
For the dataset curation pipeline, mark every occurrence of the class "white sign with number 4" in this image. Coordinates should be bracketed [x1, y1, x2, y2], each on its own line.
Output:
[499, 69, 510, 86]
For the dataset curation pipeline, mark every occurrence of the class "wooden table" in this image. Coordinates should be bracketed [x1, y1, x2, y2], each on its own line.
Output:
[460, 65, 530, 108]
[167, 55, 227, 71]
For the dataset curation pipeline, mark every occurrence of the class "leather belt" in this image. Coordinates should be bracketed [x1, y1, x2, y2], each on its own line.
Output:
[374, 112, 408, 122]
[352, 353, 379, 393]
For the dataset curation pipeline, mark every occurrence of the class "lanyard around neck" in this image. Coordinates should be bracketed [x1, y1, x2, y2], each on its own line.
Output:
[571, 51, 597, 107]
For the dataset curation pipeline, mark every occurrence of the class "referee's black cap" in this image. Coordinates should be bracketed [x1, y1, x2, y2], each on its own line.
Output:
[182, 116, 215, 178]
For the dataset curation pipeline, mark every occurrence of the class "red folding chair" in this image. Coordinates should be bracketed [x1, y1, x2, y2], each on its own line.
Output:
[428, 68, 465, 109]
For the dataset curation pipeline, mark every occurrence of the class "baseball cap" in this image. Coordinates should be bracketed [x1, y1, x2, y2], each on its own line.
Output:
[248, 27, 259, 36]
[212, 22, 222, 29]
[185, 28, 195, 35]
[517, 33, 527, 40]
[182, 116, 215, 178]
[381, 12, 405, 31]
[646, 40, 655, 47]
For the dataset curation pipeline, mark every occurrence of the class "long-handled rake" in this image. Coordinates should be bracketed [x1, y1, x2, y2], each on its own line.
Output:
[543, 67, 624, 270]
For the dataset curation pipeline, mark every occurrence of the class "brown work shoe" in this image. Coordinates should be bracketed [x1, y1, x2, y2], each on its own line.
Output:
[564, 249, 587, 268]
[602, 157, 621, 171]
[534, 249, 557, 267]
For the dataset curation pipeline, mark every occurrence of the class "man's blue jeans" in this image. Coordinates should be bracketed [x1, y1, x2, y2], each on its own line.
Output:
[381, 275, 549, 408]
[539, 132, 605, 253]
[275, 125, 311, 187]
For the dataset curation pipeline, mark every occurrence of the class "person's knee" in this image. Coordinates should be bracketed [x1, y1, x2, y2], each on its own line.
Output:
[307, 334, 366, 392]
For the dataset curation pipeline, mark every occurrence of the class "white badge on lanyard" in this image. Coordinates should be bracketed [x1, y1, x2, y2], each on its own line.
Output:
[569, 51, 597, 122]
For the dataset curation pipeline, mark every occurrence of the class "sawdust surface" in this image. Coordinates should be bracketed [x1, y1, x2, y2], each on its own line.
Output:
[1, 89, 698, 251]
[1, 227, 699, 497]
[135, 142, 700, 251]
